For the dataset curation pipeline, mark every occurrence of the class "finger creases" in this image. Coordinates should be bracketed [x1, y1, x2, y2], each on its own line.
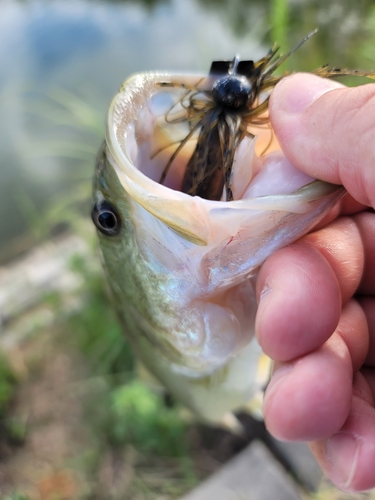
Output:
[303, 216, 364, 303]
[262, 303, 370, 443]
[305, 210, 375, 296]
[263, 335, 353, 441]
[309, 394, 375, 492]
[335, 300, 369, 374]
[256, 213, 372, 363]
[255, 232, 342, 362]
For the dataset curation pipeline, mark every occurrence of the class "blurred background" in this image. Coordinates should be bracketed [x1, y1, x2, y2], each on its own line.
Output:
[1, 0, 375, 498]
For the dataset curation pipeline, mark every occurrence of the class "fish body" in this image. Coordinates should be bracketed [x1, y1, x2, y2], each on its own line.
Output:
[92, 70, 345, 424]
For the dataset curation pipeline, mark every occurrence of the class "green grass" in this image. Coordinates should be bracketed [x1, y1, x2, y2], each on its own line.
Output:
[1, 495, 30, 500]
[108, 380, 188, 456]
[67, 252, 135, 379]
[0, 354, 20, 445]
[270, 0, 289, 53]
[0, 354, 18, 416]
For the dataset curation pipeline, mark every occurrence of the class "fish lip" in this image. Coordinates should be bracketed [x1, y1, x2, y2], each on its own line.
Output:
[106, 72, 345, 246]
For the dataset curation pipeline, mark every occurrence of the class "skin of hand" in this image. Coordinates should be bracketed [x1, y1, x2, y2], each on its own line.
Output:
[256, 72, 375, 492]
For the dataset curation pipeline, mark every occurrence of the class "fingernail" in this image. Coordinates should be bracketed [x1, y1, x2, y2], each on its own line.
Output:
[326, 432, 359, 490]
[255, 281, 273, 342]
[257, 280, 272, 304]
[277, 73, 344, 115]
[263, 365, 293, 437]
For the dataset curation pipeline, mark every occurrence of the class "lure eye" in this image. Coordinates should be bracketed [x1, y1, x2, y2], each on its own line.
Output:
[212, 75, 252, 110]
[91, 200, 121, 236]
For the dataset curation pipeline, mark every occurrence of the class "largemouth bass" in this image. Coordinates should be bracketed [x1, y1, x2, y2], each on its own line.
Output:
[92, 38, 375, 426]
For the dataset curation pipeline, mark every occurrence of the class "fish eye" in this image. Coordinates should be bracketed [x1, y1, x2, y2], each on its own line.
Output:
[91, 200, 121, 236]
[212, 75, 252, 110]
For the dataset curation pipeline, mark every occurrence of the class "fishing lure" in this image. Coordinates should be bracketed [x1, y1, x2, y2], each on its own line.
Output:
[156, 29, 375, 202]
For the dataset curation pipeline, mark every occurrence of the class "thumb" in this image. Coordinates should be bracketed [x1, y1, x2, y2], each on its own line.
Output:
[269, 72, 375, 208]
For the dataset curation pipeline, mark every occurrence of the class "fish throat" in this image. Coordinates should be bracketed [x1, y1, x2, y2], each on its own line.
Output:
[182, 70, 254, 202]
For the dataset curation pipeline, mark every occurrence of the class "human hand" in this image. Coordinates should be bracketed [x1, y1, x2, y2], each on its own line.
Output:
[256, 72, 375, 491]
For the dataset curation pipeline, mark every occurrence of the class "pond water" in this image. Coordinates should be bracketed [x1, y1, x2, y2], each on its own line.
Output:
[1, 0, 375, 261]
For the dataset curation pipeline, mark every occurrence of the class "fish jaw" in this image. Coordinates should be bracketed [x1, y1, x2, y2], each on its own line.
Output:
[93, 72, 345, 422]
[94, 148, 260, 374]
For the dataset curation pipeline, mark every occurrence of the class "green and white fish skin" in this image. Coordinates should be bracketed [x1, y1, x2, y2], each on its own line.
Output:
[92, 72, 345, 425]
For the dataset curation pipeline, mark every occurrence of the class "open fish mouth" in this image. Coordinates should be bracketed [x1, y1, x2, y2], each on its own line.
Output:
[107, 70, 344, 259]
[94, 69, 345, 377]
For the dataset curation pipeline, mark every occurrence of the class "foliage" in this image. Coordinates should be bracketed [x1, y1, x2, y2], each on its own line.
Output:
[67, 253, 135, 379]
[198, 0, 375, 54]
[0, 354, 18, 418]
[1, 495, 30, 500]
[108, 380, 188, 456]
[0, 354, 22, 446]
[270, 0, 289, 53]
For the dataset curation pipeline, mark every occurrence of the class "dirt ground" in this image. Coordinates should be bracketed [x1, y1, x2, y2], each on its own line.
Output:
[0, 329, 223, 500]
[0, 331, 94, 499]
[1, 326, 375, 500]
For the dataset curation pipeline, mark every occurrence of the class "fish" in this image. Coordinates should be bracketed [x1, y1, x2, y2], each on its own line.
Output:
[92, 36, 375, 427]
